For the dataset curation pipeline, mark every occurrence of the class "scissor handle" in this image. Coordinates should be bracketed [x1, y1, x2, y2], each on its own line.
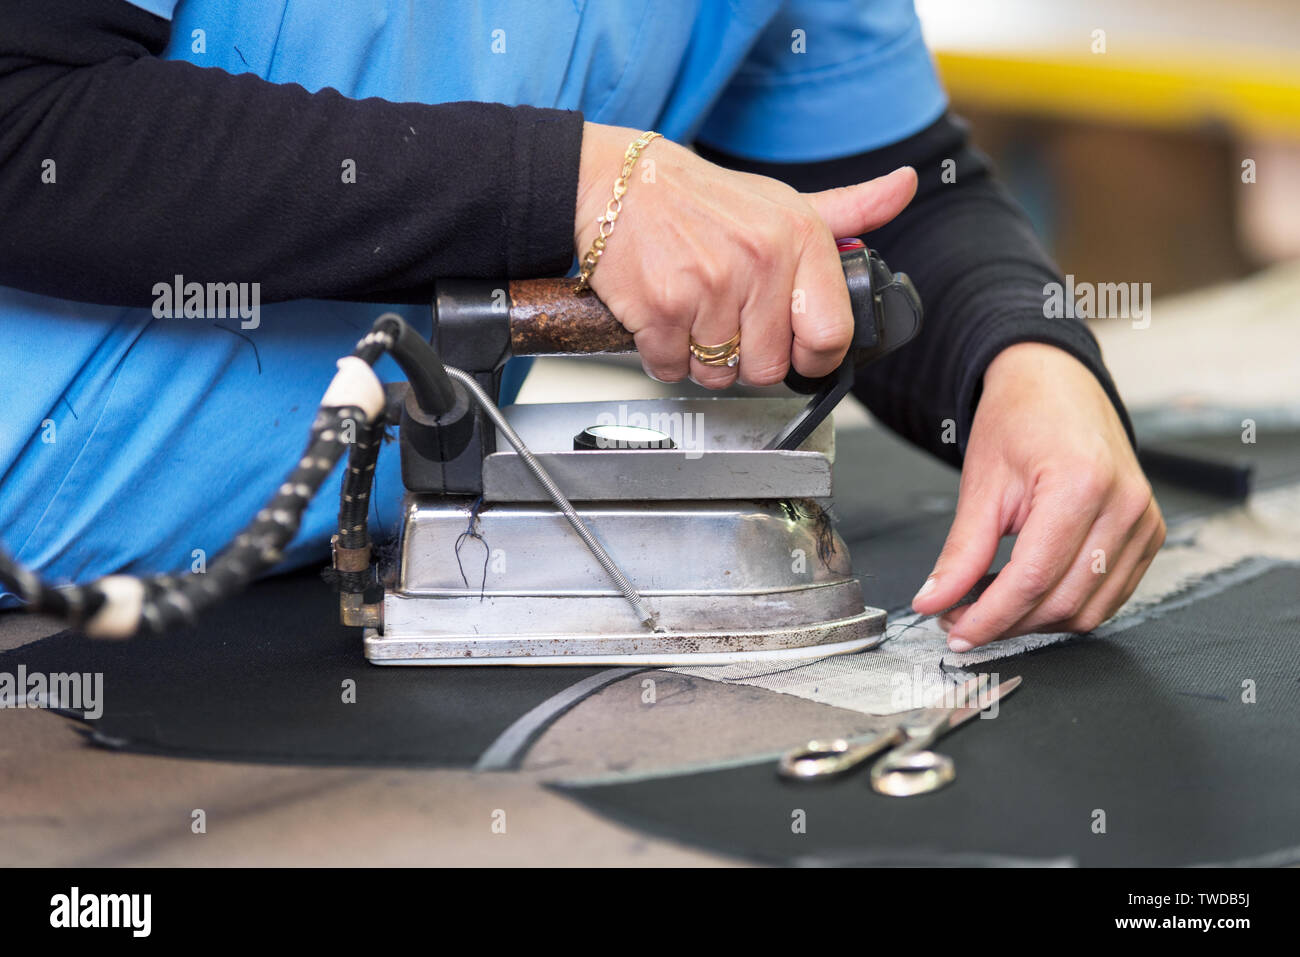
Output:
[870, 747, 956, 797]
[777, 732, 902, 780]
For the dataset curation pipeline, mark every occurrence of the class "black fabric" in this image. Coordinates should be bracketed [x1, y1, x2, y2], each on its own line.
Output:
[555, 563, 1300, 866]
[698, 113, 1134, 467]
[830, 420, 979, 612]
[0, 0, 583, 306]
[1, 569, 606, 767]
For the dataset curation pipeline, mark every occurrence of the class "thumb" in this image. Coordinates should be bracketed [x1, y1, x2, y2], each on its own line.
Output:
[913, 484, 1003, 616]
[802, 166, 917, 239]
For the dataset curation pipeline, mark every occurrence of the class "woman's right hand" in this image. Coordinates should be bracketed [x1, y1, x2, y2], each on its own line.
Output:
[573, 122, 917, 388]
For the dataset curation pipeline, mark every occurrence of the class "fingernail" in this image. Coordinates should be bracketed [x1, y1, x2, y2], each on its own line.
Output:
[937, 615, 953, 634]
[912, 576, 937, 604]
[948, 636, 974, 653]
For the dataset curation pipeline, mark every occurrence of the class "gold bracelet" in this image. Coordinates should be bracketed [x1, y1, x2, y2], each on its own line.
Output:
[574, 131, 662, 293]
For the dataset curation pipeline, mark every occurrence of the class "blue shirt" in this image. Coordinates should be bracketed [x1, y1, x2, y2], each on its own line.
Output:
[0, 0, 945, 602]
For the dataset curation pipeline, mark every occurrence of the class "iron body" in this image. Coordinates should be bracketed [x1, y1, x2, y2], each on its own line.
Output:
[366, 397, 886, 665]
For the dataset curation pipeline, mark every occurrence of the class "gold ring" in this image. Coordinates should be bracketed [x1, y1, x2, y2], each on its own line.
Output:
[689, 330, 741, 368]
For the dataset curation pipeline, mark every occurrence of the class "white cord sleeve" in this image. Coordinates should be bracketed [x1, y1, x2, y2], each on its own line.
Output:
[84, 575, 146, 639]
[320, 356, 386, 420]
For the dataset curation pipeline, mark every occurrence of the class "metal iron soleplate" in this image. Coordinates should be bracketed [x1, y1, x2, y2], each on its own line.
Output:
[363, 605, 886, 666]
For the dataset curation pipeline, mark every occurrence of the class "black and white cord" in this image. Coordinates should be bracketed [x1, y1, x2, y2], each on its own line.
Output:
[0, 320, 394, 639]
[0, 311, 662, 639]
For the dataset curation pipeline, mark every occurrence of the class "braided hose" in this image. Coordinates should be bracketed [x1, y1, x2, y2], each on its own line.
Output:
[0, 325, 395, 638]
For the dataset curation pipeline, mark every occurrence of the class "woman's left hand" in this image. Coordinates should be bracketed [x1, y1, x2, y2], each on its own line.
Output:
[910, 342, 1166, 652]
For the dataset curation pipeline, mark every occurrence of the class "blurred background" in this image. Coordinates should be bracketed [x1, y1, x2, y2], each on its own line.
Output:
[916, 0, 1300, 287]
[914, 0, 1300, 417]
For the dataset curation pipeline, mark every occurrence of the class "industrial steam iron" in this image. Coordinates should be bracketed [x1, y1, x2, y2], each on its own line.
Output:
[348, 239, 923, 665]
[0, 241, 919, 664]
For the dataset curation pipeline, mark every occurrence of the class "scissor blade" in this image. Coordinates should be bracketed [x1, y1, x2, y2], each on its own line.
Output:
[943, 675, 1022, 732]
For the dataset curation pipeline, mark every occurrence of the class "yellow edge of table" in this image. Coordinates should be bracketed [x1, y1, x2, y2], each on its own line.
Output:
[935, 50, 1300, 140]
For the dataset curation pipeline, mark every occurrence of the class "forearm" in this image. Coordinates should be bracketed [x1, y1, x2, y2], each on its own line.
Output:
[696, 112, 1135, 467]
[0, 0, 583, 307]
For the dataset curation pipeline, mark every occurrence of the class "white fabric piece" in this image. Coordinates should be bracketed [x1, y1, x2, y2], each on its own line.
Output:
[672, 613, 1051, 715]
[675, 482, 1300, 715]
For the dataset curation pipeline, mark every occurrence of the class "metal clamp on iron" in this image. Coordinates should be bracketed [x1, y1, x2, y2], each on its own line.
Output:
[362, 240, 922, 666]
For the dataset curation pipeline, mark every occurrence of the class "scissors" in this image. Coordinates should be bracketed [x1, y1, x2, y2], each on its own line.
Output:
[777, 675, 1022, 796]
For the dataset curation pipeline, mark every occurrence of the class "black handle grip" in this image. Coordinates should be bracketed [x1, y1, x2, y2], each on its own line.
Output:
[764, 243, 923, 451]
[783, 240, 923, 395]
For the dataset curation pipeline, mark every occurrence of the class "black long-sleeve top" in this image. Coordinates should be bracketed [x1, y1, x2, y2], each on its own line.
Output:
[1, 0, 1131, 468]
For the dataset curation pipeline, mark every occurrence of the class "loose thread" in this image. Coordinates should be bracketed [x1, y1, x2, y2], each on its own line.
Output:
[454, 496, 490, 601]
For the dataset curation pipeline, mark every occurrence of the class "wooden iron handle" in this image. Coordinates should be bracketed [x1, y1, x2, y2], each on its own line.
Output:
[507, 278, 636, 356]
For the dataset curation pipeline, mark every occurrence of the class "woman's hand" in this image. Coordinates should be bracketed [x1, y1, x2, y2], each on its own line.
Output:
[574, 122, 917, 387]
[912, 342, 1166, 651]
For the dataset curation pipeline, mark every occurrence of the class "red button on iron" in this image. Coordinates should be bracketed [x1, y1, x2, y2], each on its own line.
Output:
[836, 237, 866, 252]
